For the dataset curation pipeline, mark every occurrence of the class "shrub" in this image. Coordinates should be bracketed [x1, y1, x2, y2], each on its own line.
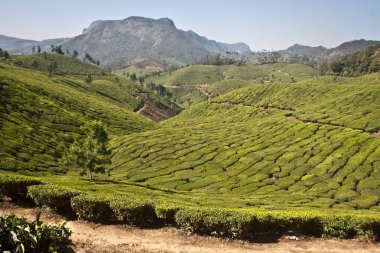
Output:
[155, 203, 183, 224]
[0, 213, 71, 253]
[27, 184, 82, 212]
[175, 207, 253, 238]
[110, 197, 157, 226]
[175, 207, 380, 239]
[71, 194, 114, 222]
[0, 174, 43, 200]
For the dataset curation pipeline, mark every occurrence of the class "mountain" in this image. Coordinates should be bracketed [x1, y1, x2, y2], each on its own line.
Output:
[278, 44, 327, 57]
[0, 17, 250, 69]
[0, 34, 70, 54]
[62, 16, 251, 69]
[279, 39, 380, 59]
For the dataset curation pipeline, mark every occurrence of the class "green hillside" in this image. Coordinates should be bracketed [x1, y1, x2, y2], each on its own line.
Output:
[1, 65, 380, 239]
[148, 63, 317, 108]
[153, 63, 316, 85]
[0, 61, 157, 172]
[110, 73, 380, 210]
[207, 79, 252, 95]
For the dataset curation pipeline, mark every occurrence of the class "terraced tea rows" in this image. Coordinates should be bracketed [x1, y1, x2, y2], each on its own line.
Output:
[148, 63, 317, 108]
[0, 62, 157, 172]
[111, 73, 380, 210]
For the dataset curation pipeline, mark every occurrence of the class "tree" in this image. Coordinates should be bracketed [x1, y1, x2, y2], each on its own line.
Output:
[31, 60, 39, 69]
[32, 46, 35, 54]
[62, 121, 111, 180]
[85, 74, 92, 84]
[37, 45, 41, 54]
[72, 50, 78, 59]
[47, 61, 58, 77]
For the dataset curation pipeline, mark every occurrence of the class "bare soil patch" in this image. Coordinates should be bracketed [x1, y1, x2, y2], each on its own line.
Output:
[0, 200, 379, 253]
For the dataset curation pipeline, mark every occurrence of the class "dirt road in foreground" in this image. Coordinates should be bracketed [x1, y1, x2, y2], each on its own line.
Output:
[1, 200, 379, 253]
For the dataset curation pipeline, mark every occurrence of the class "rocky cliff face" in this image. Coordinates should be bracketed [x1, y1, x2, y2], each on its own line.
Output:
[62, 16, 251, 68]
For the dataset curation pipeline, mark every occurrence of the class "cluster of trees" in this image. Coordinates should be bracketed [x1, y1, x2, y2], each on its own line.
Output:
[32, 45, 41, 54]
[51, 45, 65, 55]
[0, 48, 10, 59]
[318, 44, 380, 76]
[146, 82, 172, 99]
[84, 52, 100, 66]
[196, 54, 245, 66]
[288, 54, 318, 67]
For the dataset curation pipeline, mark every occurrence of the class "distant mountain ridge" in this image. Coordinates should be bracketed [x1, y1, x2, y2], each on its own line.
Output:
[0, 34, 70, 54]
[63, 16, 251, 68]
[0, 17, 251, 69]
[279, 39, 380, 59]
[1, 16, 380, 69]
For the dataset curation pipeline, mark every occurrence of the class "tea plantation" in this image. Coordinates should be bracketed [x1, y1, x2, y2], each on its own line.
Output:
[110, 73, 380, 211]
[147, 63, 317, 108]
[1, 60, 380, 239]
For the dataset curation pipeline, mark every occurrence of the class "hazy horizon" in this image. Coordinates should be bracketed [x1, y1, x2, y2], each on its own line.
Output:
[1, 0, 379, 50]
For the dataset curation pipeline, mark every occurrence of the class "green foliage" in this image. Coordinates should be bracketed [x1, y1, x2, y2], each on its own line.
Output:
[155, 203, 183, 224]
[0, 213, 71, 253]
[110, 197, 157, 225]
[71, 194, 114, 222]
[320, 44, 380, 76]
[27, 185, 82, 211]
[175, 207, 380, 238]
[0, 174, 43, 200]
[62, 121, 111, 180]
[0, 48, 10, 59]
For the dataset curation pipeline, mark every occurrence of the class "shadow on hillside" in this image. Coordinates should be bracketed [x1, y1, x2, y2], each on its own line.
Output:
[83, 178, 179, 194]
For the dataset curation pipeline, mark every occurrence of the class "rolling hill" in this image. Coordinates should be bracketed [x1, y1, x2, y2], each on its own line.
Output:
[1, 55, 380, 239]
[0, 54, 182, 172]
[109, 73, 380, 210]
[148, 63, 317, 108]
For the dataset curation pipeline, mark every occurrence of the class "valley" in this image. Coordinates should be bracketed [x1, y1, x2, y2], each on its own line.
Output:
[0, 4, 380, 252]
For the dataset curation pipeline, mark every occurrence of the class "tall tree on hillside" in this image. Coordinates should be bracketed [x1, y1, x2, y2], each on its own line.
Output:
[72, 50, 78, 59]
[37, 45, 41, 54]
[47, 61, 58, 77]
[32, 46, 35, 54]
[61, 121, 111, 180]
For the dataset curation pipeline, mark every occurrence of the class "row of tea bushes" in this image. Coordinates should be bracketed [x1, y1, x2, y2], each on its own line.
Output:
[1, 174, 379, 239]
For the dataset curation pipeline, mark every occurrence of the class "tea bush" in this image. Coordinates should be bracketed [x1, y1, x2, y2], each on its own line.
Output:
[71, 194, 114, 222]
[0, 174, 43, 200]
[110, 197, 157, 226]
[28, 185, 82, 212]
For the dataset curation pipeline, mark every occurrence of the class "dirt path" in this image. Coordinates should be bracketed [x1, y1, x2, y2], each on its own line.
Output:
[1, 201, 379, 253]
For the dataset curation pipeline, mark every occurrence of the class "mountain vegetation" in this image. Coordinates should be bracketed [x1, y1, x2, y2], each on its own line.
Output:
[319, 44, 380, 76]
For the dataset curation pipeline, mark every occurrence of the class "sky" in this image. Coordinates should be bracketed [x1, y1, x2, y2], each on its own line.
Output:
[1, 0, 379, 50]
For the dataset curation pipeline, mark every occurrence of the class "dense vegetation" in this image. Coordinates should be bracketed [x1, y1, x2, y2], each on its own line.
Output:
[1, 173, 379, 239]
[319, 44, 380, 76]
[0, 213, 71, 253]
